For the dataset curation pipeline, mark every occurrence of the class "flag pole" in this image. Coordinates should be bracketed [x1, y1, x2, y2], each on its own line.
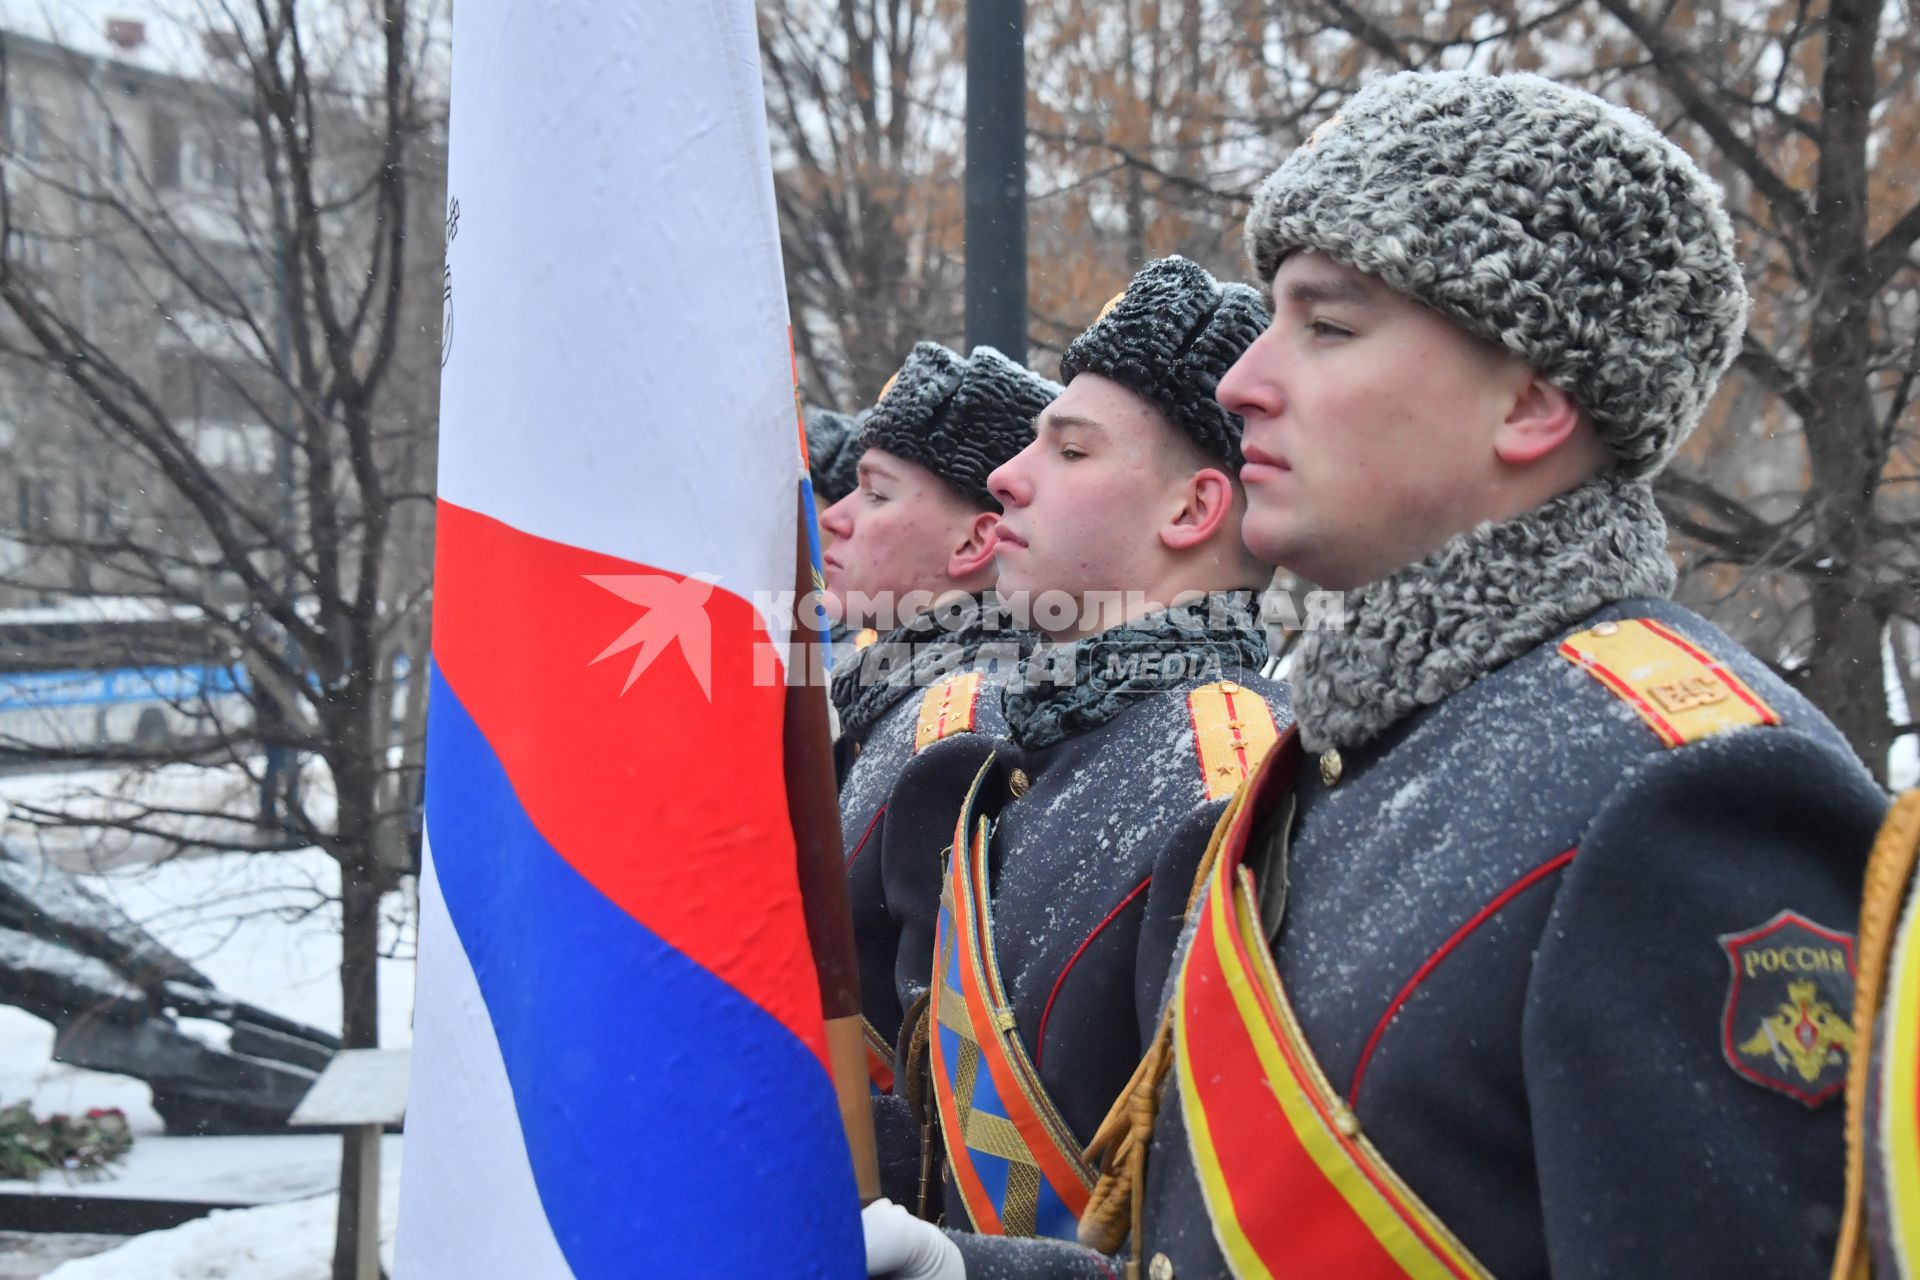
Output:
[787, 479, 883, 1203]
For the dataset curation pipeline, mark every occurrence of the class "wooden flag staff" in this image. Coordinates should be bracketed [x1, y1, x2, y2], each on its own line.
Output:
[786, 488, 883, 1204]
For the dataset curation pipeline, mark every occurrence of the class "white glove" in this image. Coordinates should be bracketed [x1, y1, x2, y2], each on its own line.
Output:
[862, 1197, 964, 1280]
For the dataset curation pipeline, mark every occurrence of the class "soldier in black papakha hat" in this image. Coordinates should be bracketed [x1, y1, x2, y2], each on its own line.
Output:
[822, 342, 1058, 1188]
[860, 257, 1293, 1264]
[804, 403, 867, 507]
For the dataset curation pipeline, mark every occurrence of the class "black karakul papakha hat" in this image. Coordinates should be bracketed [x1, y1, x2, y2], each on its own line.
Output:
[1059, 255, 1270, 469]
[859, 343, 1061, 509]
[803, 405, 866, 505]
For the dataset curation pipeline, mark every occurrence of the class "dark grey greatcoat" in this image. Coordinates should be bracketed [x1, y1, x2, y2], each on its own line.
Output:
[951, 598, 1886, 1280]
[882, 662, 1289, 1231]
[840, 646, 1023, 1055]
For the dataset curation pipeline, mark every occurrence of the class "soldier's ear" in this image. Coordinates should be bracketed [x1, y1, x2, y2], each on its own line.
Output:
[949, 511, 999, 579]
[1492, 373, 1583, 466]
[1160, 467, 1235, 552]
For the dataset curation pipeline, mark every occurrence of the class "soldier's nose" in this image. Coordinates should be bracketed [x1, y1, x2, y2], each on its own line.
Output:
[988, 454, 1031, 508]
[820, 493, 856, 538]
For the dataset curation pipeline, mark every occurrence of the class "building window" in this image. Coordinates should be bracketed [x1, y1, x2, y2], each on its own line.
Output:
[15, 471, 44, 531]
[183, 132, 227, 188]
[8, 230, 49, 271]
[151, 110, 180, 189]
[6, 104, 43, 161]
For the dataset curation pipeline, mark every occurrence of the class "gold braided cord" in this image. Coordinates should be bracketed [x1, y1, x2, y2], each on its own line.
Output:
[1831, 790, 1920, 1280]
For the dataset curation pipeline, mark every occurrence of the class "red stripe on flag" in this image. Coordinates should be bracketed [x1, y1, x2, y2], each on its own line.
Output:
[433, 499, 826, 1065]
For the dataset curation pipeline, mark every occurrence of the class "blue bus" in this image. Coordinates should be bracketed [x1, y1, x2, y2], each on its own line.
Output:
[0, 597, 251, 754]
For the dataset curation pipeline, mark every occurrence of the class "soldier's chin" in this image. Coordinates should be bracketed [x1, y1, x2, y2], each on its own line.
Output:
[821, 586, 857, 627]
[992, 562, 1040, 602]
[1239, 512, 1293, 569]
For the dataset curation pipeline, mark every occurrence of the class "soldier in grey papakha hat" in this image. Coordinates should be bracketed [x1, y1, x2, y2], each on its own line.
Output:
[1245, 69, 1749, 479]
[1099, 68, 1871, 1280]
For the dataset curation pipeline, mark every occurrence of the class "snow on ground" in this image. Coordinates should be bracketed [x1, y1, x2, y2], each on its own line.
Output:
[41, 1153, 401, 1280]
[0, 758, 410, 1050]
[63, 844, 417, 1050]
[0, 760, 418, 1275]
[0, 1011, 166, 1136]
[0, 841, 417, 1137]
[0, 1233, 127, 1280]
[0, 1133, 402, 1207]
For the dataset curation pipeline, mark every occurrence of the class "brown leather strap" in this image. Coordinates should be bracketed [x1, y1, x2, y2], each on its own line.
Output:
[897, 990, 942, 1221]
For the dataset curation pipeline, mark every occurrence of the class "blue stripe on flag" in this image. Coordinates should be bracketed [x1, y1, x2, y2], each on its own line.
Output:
[426, 661, 861, 1278]
[799, 472, 834, 671]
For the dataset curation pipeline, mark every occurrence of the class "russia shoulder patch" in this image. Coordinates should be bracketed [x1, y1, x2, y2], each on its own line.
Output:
[914, 672, 983, 754]
[1719, 910, 1856, 1107]
[1188, 681, 1280, 802]
[1558, 617, 1779, 747]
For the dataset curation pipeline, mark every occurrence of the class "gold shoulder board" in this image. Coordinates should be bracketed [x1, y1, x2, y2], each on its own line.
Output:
[1558, 617, 1779, 748]
[1188, 680, 1280, 802]
[914, 672, 984, 754]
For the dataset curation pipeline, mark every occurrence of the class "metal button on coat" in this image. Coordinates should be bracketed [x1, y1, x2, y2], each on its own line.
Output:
[1319, 748, 1344, 787]
[1147, 1253, 1174, 1280]
[1008, 767, 1031, 798]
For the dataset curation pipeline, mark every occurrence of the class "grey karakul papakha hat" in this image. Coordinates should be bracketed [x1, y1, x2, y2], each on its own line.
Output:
[859, 342, 1061, 509]
[1060, 255, 1270, 469]
[1247, 71, 1749, 478]
[803, 405, 866, 505]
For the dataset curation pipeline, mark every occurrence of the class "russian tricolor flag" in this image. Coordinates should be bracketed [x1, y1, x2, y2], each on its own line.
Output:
[395, 3, 862, 1275]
